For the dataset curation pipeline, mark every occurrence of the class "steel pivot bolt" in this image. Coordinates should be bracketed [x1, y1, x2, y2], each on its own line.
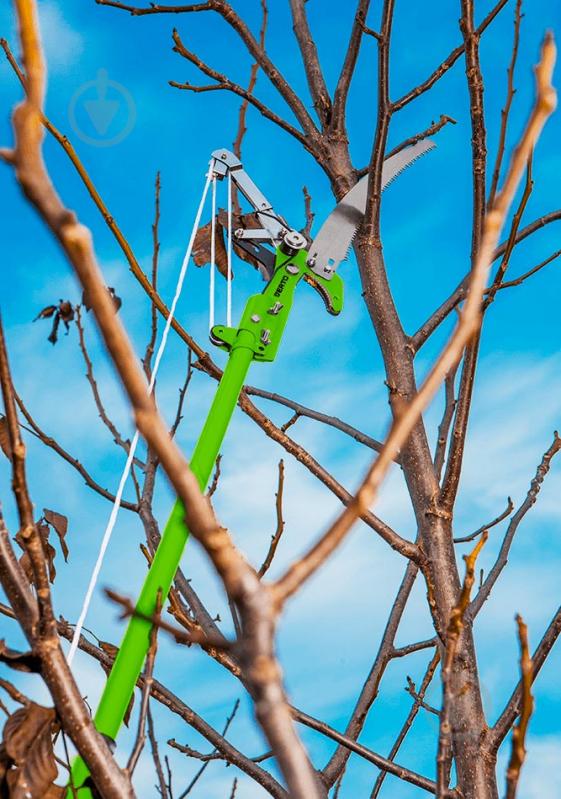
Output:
[280, 229, 307, 256]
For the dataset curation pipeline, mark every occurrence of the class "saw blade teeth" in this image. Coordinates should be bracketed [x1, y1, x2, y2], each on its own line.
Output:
[308, 138, 436, 276]
[342, 227, 357, 261]
[382, 140, 436, 191]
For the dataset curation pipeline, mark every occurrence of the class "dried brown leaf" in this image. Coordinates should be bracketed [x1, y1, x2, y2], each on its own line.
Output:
[0, 416, 12, 461]
[58, 301, 74, 324]
[0, 702, 58, 798]
[33, 305, 57, 321]
[16, 521, 57, 584]
[192, 218, 230, 278]
[99, 640, 118, 659]
[34, 300, 75, 345]
[43, 509, 69, 562]
[193, 210, 271, 278]
[82, 287, 121, 313]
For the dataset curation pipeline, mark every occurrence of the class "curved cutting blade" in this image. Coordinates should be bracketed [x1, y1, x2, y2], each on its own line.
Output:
[308, 139, 436, 280]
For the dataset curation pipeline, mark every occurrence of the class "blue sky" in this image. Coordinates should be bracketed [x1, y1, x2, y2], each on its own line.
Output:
[1, 1, 561, 797]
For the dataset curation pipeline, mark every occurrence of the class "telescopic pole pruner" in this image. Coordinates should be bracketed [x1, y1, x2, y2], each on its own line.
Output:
[68, 139, 434, 797]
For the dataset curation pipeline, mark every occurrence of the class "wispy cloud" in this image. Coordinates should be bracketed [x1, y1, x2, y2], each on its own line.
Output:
[38, 2, 84, 73]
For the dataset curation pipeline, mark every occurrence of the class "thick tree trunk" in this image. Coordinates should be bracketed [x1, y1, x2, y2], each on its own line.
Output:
[354, 240, 498, 799]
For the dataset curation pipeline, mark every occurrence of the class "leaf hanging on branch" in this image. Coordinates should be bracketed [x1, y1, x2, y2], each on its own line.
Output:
[0, 702, 59, 798]
[192, 209, 271, 278]
[43, 509, 69, 562]
[82, 286, 122, 313]
[0, 416, 12, 461]
[192, 217, 231, 279]
[33, 300, 75, 345]
[16, 521, 58, 585]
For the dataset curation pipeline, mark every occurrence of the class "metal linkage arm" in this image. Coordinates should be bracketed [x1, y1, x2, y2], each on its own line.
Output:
[210, 148, 289, 244]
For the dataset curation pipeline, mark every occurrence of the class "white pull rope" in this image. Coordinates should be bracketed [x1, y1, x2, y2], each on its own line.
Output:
[226, 170, 233, 327]
[209, 175, 217, 331]
[67, 167, 213, 666]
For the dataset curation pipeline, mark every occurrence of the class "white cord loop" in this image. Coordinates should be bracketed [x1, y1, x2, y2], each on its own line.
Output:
[67, 167, 213, 666]
[226, 170, 233, 327]
[209, 175, 217, 331]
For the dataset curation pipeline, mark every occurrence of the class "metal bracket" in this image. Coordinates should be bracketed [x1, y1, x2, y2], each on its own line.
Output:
[210, 148, 288, 245]
[210, 245, 344, 365]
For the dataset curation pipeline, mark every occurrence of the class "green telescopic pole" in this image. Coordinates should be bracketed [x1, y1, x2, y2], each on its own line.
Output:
[68, 247, 342, 797]
[69, 334, 255, 795]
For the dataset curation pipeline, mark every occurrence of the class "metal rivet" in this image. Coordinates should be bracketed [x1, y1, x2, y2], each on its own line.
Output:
[250, 314, 261, 323]
[286, 264, 299, 275]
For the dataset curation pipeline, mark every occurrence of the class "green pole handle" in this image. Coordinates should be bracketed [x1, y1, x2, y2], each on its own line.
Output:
[69, 337, 254, 794]
[68, 249, 342, 796]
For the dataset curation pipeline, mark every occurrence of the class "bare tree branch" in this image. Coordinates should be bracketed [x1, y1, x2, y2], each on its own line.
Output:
[391, 0, 510, 112]
[490, 605, 561, 752]
[14, 388, 139, 511]
[258, 460, 286, 578]
[288, 0, 332, 128]
[127, 591, 162, 775]
[470, 432, 561, 618]
[370, 651, 440, 798]
[454, 497, 514, 544]
[488, 0, 524, 207]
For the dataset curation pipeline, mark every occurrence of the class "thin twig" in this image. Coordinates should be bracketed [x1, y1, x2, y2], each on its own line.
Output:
[370, 652, 440, 798]
[175, 699, 240, 798]
[105, 588, 229, 650]
[207, 453, 222, 499]
[246, 385, 388, 456]
[505, 615, 533, 799]
[470, 433, 561, 617]
[434, 364, 458, 482]
[14, 389, 138, 512]
[488, 0, 524, 206]
[258, 460, 285, 578]
[454, 497, 514, 544]
[75, 304, 144, 466]
[143, 171, 161, 380]
[147, 704, 169, 799]
[490, 605, 561, 752]
[127, 591, 162, 774]
[232, 0, 267, 159]
[170, 349, 194, 438]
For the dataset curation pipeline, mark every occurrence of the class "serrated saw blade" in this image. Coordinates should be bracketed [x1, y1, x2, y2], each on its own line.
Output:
[308, 139, 436, 280]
